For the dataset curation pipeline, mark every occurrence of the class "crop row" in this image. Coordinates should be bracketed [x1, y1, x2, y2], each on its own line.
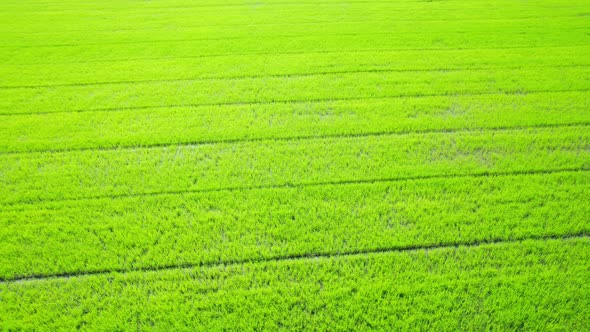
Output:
[1, 237, 588, 330]
[2, 46, 588, 87]
[2, 66, 589, 115]
[1, 91, 589, 153]
[1, 125, 588, 205]
[1, 170, 589, 280]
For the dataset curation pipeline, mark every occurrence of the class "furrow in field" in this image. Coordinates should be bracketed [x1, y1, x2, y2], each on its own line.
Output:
[1, 125, 588, 205]
[1, 171, 588, 280]
[1, 232, 587, 283]
[1, 122, 588, 156]
[2, 167, 586, 209]
[3, 63, 589, 90]
[6, 88, 590, 116]
[0, 66, 546, 90]
[2, 237, 588, 330]
[1, 91, 589, 153]
[2, 67, 588, 115]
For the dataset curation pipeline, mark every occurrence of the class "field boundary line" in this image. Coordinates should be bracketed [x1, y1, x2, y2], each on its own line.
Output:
[6, 44, 590, 66]
[1, 168, 587, 208]
[2, 232, 587, 284]
[1, 121, 589, 156]
[1, 64, 588, 90]
[2, 88, 589, 117]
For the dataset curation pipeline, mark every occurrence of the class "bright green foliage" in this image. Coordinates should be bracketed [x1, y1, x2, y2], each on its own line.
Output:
[1, 171, 589, 280]
[1, 125, 588, 204]
[1, 238, 589, 330]
[1, 46, 589, 87]
[2, 66, 590, 114]
[1, 0, 589, 329]
[0, 91, 589, 153]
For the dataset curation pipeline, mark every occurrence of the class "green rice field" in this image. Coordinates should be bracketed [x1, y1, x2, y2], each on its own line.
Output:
[1, 0, 589, 330]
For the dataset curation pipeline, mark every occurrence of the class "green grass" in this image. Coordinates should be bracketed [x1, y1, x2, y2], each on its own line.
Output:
[2, 91, 589, 153]
[1, 0, 589, 330]
[2, 66, 590, 114]
[1, 171, 589, 280]
[2, 126, 588, 204]
[2, 238, 589, 330]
